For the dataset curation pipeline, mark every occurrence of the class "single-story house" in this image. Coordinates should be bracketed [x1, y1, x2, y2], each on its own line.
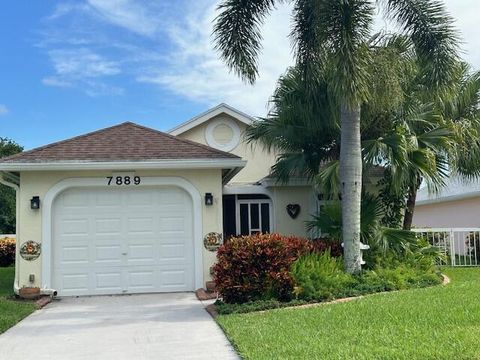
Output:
[413, 178, 480, 228]
[0, 104, 320, 297]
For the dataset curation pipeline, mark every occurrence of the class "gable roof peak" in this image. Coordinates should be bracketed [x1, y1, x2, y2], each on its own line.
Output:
[168, 103, 254, 136]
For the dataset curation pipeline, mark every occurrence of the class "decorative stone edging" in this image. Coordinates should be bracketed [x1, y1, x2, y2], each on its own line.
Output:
[35, 296, 52, 309]
[195, 288, 218, 301]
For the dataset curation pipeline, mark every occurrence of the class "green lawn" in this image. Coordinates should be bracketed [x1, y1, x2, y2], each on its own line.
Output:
[0, 267, 35, 334]
[218, 268, 480, 360]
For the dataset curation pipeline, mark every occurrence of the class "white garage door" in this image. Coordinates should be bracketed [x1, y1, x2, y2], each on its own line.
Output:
[52, 186, 194, 296]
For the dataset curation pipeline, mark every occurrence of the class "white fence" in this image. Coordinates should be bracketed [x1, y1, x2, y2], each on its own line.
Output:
[0, 234, 15, 239]
[412, 228, 480, 267]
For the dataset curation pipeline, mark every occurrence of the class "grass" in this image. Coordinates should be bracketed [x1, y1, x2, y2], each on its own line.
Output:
[218, 268, 480, 360]
[0, 267, 35, 334]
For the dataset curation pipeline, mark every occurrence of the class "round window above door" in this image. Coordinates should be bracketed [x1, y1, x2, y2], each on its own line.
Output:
[205, 118, 241, 152]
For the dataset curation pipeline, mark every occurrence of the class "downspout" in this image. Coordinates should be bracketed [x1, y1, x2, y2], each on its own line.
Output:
[0, 172, 20, 295]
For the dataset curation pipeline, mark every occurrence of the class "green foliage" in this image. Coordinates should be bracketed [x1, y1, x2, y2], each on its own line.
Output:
[0, 267, 35, 334]
[214, 299, 309, 315]
[290, 251, 442, 302]
[377, 170, 406, 228]
[0, 138, 22, 234]
[307, 193, 417, 259]
[290, 251, 356, 301]
[0, 138, 23, 158]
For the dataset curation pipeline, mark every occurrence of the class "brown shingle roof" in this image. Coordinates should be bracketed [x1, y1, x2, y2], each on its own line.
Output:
[0, 122, 240, 163]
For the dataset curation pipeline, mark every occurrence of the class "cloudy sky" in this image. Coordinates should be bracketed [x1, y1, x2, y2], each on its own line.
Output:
[1, 0, 479, 149]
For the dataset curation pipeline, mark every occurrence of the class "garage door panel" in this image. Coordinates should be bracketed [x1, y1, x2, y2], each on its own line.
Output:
[95, 192, 123, 207]
[95, 218, 123, 234]
[127, 244, 155, 264]
[59, 218, 90, 235]
[160, 269, 190, 289]
[160, 244, 189, 262]
[61, 190, 90, 207]
[53, 186, 195, 296]
[95, 244, 123, 264]
[127, 270, 156, 292]
[58, 273, 90, 294]
[95, 271, 123, 291]
[159, 217, 188, 232]
[125, 191, 154, 206]
[60, 246, 90, 265]
[127, 217, 154, 234]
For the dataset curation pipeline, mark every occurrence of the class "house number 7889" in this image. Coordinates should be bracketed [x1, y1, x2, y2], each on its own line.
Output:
[107, 176, 141, 186]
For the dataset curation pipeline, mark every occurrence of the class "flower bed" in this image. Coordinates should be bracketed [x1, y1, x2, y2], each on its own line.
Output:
[0, 236, 15, 267]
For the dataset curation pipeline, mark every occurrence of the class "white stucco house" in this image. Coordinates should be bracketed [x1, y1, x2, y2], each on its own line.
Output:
[414, 178, 480, 228]
[0, 104, 319, 297]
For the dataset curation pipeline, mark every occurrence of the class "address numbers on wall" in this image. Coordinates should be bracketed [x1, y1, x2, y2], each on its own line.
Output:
[106, 176, 141, 186]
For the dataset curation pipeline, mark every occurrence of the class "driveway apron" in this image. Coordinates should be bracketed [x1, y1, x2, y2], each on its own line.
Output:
[0, 293, 238, 360]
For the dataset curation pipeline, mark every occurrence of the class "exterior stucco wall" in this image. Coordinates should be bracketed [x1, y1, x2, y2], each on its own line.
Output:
[271, 186, 315, 237]
[413, 197, 480, 228]
[178, 115, 278, 184]
[16, 169, 223, 291]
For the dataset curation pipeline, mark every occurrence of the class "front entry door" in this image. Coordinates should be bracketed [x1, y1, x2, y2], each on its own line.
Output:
[236, 199, 272, 235]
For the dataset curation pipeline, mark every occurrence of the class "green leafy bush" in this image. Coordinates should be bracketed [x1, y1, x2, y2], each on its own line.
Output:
[0, 237, 15, 267]
[213, 233, 313, 303]
[291, 251, 442, 302]
[290, 251, 356, 301]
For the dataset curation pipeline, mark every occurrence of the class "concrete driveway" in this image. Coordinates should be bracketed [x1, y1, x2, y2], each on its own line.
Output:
[0, 293, 238, 360]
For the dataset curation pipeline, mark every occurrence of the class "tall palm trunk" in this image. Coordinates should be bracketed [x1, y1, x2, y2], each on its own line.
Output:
[340, 103, 363, 274]
[403, 177, 422, 231]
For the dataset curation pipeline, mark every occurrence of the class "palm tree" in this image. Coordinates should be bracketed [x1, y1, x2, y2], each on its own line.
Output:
[213, 0, 459, 273]
[400, 64, 480, 229]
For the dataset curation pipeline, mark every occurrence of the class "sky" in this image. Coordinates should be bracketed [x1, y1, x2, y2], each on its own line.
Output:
[0, 0, 479, 150]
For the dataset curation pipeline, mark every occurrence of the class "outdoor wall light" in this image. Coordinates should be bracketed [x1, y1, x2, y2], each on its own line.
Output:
[30, 196, 40, 210]
[205, 193, 214, 206]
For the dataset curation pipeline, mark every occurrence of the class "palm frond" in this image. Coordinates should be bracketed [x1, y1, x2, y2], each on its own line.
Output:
[213, 0, 279, 83]
[379, 0, 460, 90]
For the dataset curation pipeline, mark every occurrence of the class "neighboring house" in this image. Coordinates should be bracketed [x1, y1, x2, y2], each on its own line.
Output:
[414, 178, 480, 228]
[0, 104, 318, 297]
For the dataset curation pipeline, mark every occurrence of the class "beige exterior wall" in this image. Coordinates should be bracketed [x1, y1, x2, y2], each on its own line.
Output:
[178, 115, 278, 184]
[271, 186, 315, 237]
[16, 169, 223, 291]
[413, 197, 480, 228]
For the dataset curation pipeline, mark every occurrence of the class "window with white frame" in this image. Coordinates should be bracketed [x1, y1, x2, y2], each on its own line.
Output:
[236, 198, 272, 235]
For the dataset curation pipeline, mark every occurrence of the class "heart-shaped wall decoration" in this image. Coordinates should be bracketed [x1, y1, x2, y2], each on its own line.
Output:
[286, 204, 301, 219]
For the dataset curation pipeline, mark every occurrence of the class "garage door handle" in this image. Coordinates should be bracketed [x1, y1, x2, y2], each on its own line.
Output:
[122, 252, 127, 255]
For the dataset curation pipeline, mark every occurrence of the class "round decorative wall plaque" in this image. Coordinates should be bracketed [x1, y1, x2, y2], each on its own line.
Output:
[204, 232, 223, 251]
[20, 241, 41, 261]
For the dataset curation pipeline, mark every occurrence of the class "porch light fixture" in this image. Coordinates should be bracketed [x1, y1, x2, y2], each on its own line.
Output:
[30, 196, 40, 210]
[205, 193, 213, 206]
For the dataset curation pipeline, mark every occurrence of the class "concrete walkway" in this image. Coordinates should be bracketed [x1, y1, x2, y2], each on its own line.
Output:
[0, 293, 238, 360]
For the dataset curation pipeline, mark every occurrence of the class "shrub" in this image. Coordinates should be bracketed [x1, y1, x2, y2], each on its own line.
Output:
[291, 251, 442, 302]
[0, 236, 15, 267]
[290, 251, 356, 301]
[354, 265, 442, 293]
[213, 233, 313, 303]
[311, 238, 343, 257]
